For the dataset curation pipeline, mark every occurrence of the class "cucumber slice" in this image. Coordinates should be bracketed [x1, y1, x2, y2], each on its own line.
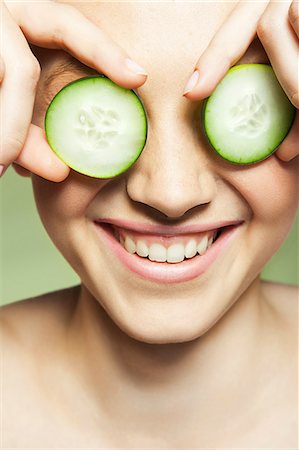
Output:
[45, 76, 147, 178]
[203, 64, 295, 164]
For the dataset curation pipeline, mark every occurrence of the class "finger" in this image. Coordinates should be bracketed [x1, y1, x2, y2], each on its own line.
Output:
[257, 0, 299, 108]
[183, 0, 269, 99]
[1, 2, 41, 166]
[288, 0, 299, 37]
[6, 1, 147, 90]
[14, 124, 70, 182]
[0, 55, 5, 83]
[275, 110, 299, 161]
[12, 162, 31, 178]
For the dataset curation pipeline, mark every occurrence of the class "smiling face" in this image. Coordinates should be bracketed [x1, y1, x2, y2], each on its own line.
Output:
[31, 1, 298, 344]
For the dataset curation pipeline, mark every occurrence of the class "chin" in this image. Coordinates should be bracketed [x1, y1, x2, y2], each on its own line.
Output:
[120, 323, 203, 345]
[109, 304, 216, 345]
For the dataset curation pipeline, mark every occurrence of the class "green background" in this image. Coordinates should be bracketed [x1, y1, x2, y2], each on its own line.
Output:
[1, 167, 298, 306]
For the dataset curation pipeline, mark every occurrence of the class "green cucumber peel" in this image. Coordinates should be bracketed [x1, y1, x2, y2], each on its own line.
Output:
[45, 75, 147, 178]
[202, 64, 296, 165]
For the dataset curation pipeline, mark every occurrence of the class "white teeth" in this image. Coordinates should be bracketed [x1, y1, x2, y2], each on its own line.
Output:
[121, 233, 216, 261]
[184, 239, 197, 259]
[149, 244, 167, 262]
[124, 236, 136, 254]
[136, 240, 149, 257]
[167, 244, 185, 263]
[197, 235, 208, 255]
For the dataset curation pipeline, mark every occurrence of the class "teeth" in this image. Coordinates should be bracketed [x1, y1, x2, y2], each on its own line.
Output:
[149, 244, 167, 262]
[121, 231, 217, 262]
[136, 240, 149, 257]
[124, 236, 136, 254]
[208, 236, 213, 248]
[167, 244, 185, 263]
[197, 235, 208, 255]
[184, 239, 197, 259]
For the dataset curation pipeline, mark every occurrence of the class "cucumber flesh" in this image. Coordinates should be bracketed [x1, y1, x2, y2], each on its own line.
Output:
[203, 64, 295, 164]
[45, 76, 147, 178]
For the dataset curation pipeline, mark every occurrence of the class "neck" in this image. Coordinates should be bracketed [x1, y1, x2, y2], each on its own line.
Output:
[66, 278, 271, 439]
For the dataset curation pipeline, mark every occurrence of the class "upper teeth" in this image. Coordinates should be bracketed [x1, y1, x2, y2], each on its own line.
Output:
[121, 232, 215, 263]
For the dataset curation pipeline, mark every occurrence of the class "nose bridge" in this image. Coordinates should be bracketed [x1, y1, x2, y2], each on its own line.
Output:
[148, 112, 199, 182]
[126, 100, 217, 218]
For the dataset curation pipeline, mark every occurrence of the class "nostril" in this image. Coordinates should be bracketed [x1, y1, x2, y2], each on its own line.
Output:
[126, 177, 214, 219]
[125, 144, 217, 218]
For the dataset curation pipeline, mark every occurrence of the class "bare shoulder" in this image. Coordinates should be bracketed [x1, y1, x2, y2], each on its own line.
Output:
[261, 280, 298, 329]
[0, 287, 84, 447]
[0, 285, 80, 346]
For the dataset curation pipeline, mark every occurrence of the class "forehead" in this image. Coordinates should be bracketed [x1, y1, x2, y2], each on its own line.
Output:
[79, 1, 235, 59]
[41, 1, 269, 95]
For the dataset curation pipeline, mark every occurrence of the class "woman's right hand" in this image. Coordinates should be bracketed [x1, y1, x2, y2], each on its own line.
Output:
[0, 0, 148, 181]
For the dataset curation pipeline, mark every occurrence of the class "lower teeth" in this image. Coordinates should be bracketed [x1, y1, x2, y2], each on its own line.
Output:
[143, 254, 198, 263]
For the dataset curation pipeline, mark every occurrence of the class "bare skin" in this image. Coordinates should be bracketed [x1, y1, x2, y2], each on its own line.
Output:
[1, 281, 298, 447]
[1, 1, 298, 448]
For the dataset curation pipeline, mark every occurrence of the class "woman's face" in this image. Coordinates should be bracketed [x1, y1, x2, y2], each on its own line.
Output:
[32, 1, 298, 344]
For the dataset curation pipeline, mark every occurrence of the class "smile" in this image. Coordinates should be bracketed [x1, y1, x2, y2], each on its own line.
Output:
[113, 227, 217, 263]
[93, 219, 243, 284]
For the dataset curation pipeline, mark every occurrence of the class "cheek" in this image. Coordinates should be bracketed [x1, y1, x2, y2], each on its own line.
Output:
[31, 172, 108, 230]
[31, 172, 111, 280]
[226, 156, 299, 225]
[222, 156, 298, 267]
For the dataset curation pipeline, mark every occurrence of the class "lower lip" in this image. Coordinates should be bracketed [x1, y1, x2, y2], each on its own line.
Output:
[93, 223, 241, 284]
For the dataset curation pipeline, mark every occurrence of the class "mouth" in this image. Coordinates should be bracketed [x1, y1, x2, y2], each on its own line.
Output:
[93, 219, 243, 284]
[111, 226, 219, 262]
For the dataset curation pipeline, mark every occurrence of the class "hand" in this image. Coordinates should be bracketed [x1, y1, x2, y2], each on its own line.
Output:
[183, 0, 299, 162]
[0, 0, 148, 181]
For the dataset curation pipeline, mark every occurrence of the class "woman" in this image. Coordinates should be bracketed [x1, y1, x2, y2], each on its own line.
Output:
[1, 1, 298, 447]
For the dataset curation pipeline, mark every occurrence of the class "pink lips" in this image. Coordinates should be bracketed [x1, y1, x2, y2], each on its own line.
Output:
[93, 220, 242, 284]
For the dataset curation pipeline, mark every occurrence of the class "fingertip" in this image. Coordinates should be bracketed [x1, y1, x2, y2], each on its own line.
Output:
[12, 163, 32, 178]
[47, 161, 71, 182]
[183, 84, 213, 101]
[182, 70, 214, 100]
[275, 147, 299, 162]
[275, 112, 299, 162]
[105, 58, 147, 89]
[124, 58, 148, 77]
[183, 86, 211, 101]
[105, 67, 147, 90]
[111, 77, 147, 92]
[291, 92, 299, 109]
[37, 140, 71, 182]
[15, 123, 71, 182]
[183, 70, 200, 96]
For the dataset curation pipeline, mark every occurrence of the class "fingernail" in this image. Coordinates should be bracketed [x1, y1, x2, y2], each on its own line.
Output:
[0, 164, 5, 177]
[183, 70, 199, 95]
[125, 58, 148, 76]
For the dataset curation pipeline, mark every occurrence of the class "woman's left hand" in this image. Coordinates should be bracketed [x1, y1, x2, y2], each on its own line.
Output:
[183, 0, 299, 162]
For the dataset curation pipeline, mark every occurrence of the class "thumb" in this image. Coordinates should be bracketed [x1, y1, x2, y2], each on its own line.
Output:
[275, 110, 299, 162]
[15, 124, 70, 182]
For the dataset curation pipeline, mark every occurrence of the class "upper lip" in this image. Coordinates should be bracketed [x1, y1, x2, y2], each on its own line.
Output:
[94, 218, 244, 236]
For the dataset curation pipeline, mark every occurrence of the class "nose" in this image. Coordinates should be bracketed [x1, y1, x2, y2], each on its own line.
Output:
[126, 112, 217, 219]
